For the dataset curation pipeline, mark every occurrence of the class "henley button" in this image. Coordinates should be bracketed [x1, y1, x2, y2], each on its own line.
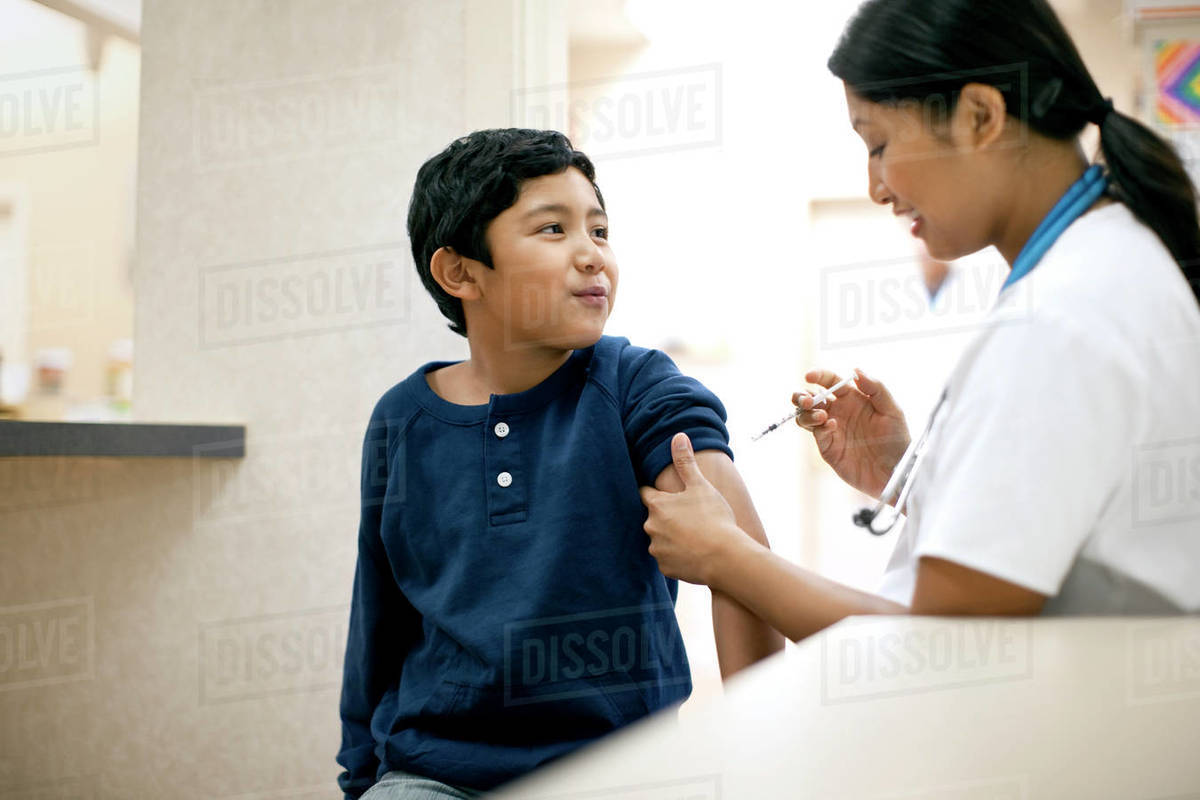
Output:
[494, 422, 510, 438]
[497, 471, 513, 488]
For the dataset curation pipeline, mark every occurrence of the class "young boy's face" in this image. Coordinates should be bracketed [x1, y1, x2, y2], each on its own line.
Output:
[473, 166, 617, 351]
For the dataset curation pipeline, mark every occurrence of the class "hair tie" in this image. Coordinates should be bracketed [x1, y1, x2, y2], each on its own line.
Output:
[1090, 97, 1115, 126]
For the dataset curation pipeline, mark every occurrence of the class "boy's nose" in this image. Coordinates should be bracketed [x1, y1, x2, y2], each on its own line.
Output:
[573, 243, 606, 273]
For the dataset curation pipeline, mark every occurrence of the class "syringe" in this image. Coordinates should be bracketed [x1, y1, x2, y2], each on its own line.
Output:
[750, 374, 856, 442]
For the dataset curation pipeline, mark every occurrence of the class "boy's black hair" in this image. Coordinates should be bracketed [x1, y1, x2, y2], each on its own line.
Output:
[407, 128, 605, 336]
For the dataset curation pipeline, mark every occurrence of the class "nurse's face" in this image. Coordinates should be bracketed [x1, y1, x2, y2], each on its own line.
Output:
[844, 85, 993, 261]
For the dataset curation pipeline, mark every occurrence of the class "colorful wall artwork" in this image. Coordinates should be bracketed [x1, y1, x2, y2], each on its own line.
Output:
[1156, 39, 1200, 126]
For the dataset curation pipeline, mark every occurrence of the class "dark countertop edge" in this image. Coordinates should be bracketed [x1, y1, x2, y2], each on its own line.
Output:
[0, 420, 246, 458]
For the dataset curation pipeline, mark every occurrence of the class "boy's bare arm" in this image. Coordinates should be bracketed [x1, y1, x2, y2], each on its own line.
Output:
[653, 451, 785, 678]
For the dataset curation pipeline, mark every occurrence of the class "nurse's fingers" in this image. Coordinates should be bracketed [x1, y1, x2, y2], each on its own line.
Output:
[803, 369, 855, 396]
[804, 414, 839, 446]
[792, 369, 856, 422]
[793, 409, 831, 430]
[788, 392, 831, 430]
[852, 368, 901, 416]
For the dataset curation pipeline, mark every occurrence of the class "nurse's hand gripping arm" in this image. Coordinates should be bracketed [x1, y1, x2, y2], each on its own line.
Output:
[652, 451, 785, 678]
[641, 434, 1046, 642]
[792, 369, 910, 502]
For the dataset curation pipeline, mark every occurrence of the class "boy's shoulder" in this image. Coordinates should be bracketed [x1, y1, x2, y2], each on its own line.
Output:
[588, 335, 684, 402]
[591, 334, 653, 364]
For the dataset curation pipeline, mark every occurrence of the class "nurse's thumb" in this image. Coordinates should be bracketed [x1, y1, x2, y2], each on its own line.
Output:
[854, 368, 901, 416]
[670, 432, 705, 488]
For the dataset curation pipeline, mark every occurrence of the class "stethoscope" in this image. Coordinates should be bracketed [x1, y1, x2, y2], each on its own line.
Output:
[853, 388, 947, 535]
[851, 164, 1110, 536]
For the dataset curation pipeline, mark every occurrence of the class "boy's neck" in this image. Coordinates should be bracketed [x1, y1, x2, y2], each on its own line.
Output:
[437, 337, 575, 403]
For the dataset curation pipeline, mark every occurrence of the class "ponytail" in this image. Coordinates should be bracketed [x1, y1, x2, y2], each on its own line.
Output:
[1097, 109, 1200, 302]
[829, 0, 1200, 306]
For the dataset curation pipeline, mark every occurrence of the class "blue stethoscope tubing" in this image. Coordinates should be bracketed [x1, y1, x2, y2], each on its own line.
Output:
[853, 164, 1111, 535]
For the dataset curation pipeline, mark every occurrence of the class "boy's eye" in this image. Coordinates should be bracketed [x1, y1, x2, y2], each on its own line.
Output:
[869, 144, 885, 158]
[592, 227, 609, 239]
[539, 223, 564, 234]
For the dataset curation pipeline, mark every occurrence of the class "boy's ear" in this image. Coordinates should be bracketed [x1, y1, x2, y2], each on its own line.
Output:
[954, 82, 1007, 150]
[429, 246, 481, 301]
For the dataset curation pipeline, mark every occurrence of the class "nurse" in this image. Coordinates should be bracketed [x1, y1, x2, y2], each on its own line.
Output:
[640, 0, 1200, 640]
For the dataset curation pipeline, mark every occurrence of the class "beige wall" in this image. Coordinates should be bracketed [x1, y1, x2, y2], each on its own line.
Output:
[0, 1, 564, 797]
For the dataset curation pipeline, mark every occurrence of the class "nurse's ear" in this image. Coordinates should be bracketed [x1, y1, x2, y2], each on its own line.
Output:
[952, 82, 1008, 151]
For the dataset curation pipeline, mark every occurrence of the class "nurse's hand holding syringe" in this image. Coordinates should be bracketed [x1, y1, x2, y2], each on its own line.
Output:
[765, 368, 913, 503]
[751, 374, 857, 441]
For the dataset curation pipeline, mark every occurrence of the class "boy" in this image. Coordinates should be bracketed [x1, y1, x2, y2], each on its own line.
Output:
[337, 129, 782, 799]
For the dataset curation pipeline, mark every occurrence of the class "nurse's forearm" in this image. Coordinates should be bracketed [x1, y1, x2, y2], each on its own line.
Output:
[706, 533, 907, 643]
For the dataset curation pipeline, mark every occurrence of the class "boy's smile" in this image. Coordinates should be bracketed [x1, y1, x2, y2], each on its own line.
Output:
[472, 166, 617, 351]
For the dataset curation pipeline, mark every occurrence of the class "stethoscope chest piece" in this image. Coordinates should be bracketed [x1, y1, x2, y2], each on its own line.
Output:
[853, 388, 948, 536]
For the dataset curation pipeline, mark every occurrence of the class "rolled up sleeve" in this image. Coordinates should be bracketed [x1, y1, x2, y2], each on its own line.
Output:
[620, 348, 733, 485]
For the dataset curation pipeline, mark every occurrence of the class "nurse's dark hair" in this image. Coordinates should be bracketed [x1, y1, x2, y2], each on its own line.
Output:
[828, 0, 1200, 305]
[407, 128, 604, 336]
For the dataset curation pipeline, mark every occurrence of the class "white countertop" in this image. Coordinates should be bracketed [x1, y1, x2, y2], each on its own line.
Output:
[493, 615, 1200, 799]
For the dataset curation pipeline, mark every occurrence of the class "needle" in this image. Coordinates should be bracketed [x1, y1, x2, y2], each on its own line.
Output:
[750, 374, 856, 442]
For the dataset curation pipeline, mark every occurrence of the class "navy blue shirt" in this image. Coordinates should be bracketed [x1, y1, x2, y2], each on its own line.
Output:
[336, 336, 733, 796]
